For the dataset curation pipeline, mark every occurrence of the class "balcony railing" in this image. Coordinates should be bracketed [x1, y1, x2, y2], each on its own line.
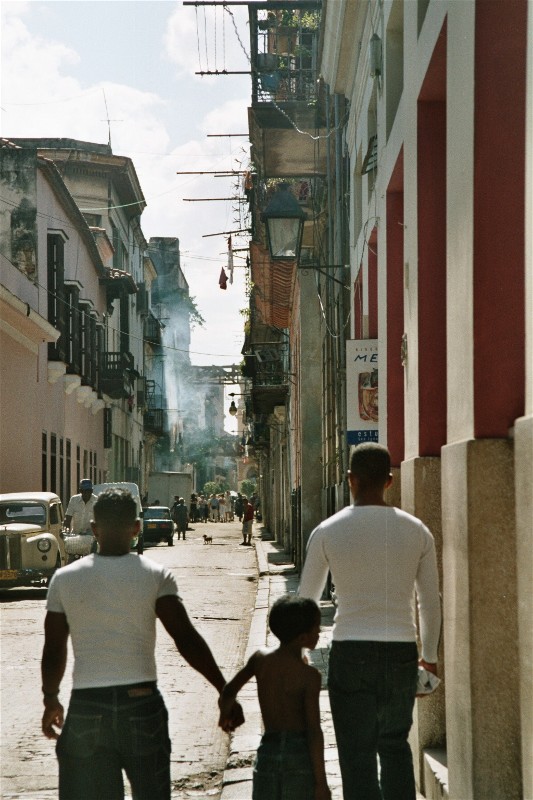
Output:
[144, 314, 162, 346]
[99, 351, 134, 399]
[144, 408, 164, 435]
[250, 6, 320, 107]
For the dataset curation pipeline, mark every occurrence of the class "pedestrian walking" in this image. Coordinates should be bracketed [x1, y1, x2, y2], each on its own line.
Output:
[197, 494, 207, 522]
[218, 493, 226, 522]
[63, 478, 98, 558]
[240, 495, 254, 545]
[235, 492, 244, 522]
[189, 493, 198, 524]
[41, 488, 244, 800]
[173, 497, 189, 541]
[299, 443, 442, 800]
[219, 594, 331, 800]
[224, 490, 233, 522]
[64, 478, 97, 536]
[209, 493, 219, 522]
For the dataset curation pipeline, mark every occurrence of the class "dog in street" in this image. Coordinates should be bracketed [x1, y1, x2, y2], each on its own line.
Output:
[203, 534, 213, 545]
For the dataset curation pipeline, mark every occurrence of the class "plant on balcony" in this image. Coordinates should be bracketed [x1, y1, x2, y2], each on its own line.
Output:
[176, 289, 205, 330]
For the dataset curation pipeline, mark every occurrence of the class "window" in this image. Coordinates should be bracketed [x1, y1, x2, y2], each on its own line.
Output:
[66, 439, 72, 501]
[47, 233, 67, 361]
[65, 285, 81, 374]
[59, 438, 64, 504]
[51, 434, 57, 494]
[42, 431, 47, 491]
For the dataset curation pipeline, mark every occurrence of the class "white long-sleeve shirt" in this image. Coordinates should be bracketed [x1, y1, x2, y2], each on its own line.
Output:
[299, 505, 441, 663]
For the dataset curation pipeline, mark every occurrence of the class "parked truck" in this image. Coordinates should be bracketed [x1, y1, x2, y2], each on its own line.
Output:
[147, 472, 193, 509]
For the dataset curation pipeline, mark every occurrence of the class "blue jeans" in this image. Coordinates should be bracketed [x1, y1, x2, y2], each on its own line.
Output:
[253, 731, 314, 800]
[56, 683, 170, 800]
[328, 641, 418, 800]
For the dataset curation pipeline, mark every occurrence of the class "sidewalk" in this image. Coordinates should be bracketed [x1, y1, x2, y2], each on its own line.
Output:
[220, 529, 343, 799]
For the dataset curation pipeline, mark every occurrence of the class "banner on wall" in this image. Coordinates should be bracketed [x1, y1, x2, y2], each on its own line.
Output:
[346, 339, 379, 445]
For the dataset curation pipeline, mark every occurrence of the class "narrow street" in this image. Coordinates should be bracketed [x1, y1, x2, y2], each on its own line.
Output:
[0, 518, 258, 799]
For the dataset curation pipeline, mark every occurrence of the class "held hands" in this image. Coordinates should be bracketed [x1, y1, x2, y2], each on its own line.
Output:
[42, 697, 64, 740]
[218, 697, 245, 733]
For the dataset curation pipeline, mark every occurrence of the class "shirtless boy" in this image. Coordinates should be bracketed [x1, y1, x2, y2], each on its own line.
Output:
[218, 594, 331, 800]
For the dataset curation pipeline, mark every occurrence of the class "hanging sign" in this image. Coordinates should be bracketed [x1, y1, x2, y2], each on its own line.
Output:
[346, 340, 379, 445]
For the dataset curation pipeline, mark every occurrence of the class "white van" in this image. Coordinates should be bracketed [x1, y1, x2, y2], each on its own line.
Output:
[92, 483, 144, 553]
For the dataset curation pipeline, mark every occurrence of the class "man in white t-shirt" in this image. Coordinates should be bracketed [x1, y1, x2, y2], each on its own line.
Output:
[41, 488, 243, 800]
[299, 443, 441, 800]
[64, 478, 97, 535]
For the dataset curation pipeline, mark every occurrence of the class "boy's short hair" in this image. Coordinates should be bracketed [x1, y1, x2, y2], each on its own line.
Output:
[93, 489, 137, 527]
[349, 443, 391, 488]
[268, 595, 320, 644]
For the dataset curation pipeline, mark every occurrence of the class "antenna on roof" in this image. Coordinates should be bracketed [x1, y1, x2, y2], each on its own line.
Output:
[100, 88, 123, 149]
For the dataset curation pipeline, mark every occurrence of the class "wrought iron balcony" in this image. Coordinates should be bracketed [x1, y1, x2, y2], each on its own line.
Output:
[99, 351, 134, 399]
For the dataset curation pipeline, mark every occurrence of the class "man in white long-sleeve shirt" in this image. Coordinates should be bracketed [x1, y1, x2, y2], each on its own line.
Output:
[299, 443, 441, 800]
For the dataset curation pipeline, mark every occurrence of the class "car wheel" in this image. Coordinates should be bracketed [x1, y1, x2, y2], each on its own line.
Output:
[168, 536, 174, 546]
[137, 537, 144, 555]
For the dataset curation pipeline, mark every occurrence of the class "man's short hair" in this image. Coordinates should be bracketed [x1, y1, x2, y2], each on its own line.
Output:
[93, 489, 137, 527]
[79, 478, 93, 491]
[349, 443, 391, 488]
[268, 595, 320, 644]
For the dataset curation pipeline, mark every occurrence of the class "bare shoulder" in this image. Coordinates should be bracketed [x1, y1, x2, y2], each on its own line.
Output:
[302, 660, 322, 688]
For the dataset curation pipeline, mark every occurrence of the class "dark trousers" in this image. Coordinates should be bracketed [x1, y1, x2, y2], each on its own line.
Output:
[57, 682, 170, 800]
[253, 731, 314, 800]
[328, 640, 418, 800]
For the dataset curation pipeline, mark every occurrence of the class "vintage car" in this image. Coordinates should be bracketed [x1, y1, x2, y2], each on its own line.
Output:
[0, 492, 67, 588]
[143, 506, 174, 546]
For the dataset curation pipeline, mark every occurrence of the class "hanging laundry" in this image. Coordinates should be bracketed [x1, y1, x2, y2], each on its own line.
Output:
[219, 267, 228, 290]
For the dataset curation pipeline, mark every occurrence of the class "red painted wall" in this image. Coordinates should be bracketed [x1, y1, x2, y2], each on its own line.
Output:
[387, 167, 405, 467]
[473, 0, 526, 436]
[418, 100, 447, 456]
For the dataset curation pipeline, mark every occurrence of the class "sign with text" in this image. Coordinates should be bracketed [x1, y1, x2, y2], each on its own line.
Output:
[346, 340, 379, 445]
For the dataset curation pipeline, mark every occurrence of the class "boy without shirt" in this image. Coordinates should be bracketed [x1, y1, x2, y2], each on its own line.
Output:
[219, 594, 331, 800]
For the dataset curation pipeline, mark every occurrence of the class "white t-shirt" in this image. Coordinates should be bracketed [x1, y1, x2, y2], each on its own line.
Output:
[65, 493, 97, 534]
[299, 505, 441, 663]
[46, 554, 179, 688]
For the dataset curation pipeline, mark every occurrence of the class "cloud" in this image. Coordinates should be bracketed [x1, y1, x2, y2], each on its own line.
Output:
[164, 3, 250, 81]
[0, 2, 250, 366]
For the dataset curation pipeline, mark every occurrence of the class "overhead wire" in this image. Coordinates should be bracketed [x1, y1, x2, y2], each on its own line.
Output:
[0, 250, 243, 359]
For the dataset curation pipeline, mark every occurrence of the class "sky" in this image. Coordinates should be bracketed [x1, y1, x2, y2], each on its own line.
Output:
[0, 0, 253, 374]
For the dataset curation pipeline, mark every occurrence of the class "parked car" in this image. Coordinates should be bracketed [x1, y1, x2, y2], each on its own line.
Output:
[92, 482, 144, 554]
[0, 492, 67, 588]
[143, 506, 174, 546]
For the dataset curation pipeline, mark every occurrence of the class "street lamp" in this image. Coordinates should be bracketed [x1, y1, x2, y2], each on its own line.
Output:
[261, 183, 307, 261]
[228, 392, 246, 416]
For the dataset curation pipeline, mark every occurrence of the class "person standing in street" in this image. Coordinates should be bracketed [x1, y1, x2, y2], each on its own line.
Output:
[41, 488, 243, 800]
[299, 443, 442, 800]
[235, 492, 244, 522]
[219, 594, 331, 800]
[63, 478, 97, 536]
[241, 495, 254, 546]
[173, 497, 189, 541]
[63, 478, 98, 556]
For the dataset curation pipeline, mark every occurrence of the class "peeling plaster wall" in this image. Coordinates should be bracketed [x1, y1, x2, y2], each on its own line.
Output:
[0, 148, 38, 281]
